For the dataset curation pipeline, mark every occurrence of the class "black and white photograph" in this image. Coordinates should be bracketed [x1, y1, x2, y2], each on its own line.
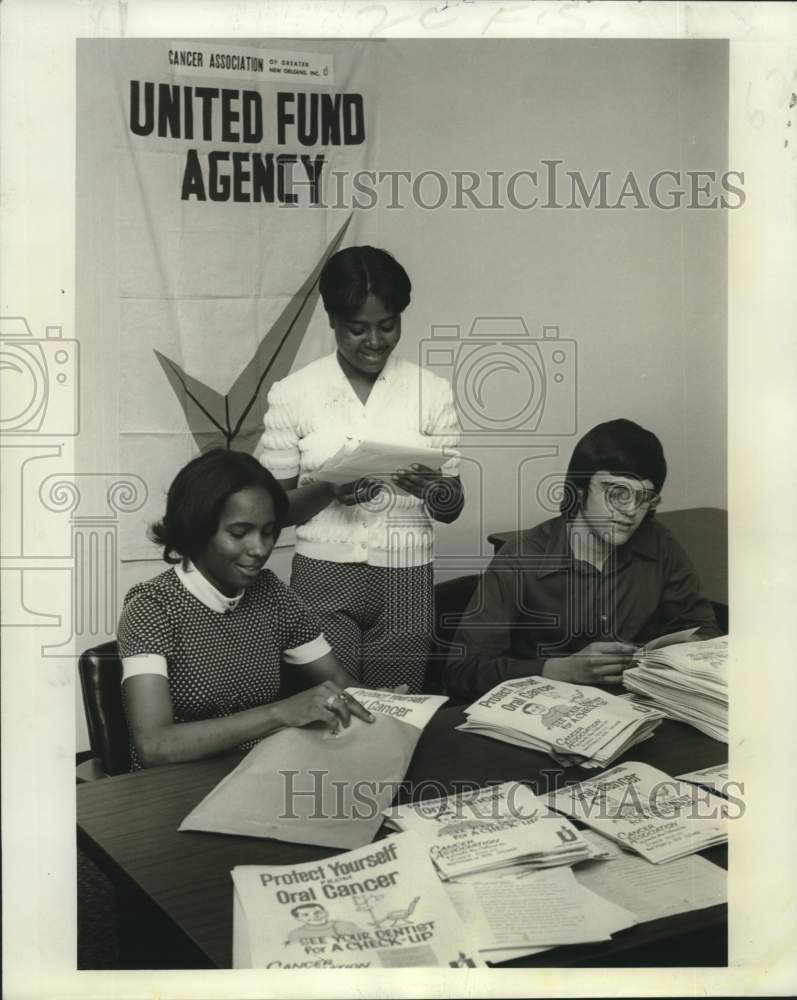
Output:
[1, 1, 795, 998]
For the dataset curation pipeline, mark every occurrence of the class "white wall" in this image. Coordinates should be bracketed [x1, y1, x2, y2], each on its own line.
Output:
[320, 40, 726, 577]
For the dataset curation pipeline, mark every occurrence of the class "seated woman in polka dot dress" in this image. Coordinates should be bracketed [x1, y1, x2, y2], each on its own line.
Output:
[117, 449, 373, 768]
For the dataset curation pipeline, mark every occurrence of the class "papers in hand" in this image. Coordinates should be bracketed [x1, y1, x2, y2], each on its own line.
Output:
[312, 437, 446, 485]
[637, 626, 700, 653]
[624, 635, 728, 742]
[384, 781, 596, 880]
[458, 676, 665, 768]
[548, 761, 728, 863]
[232, 832, 484, 968]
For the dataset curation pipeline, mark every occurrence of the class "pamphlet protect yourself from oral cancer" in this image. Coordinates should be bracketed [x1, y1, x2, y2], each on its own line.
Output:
[458, 676, 664, 768]
[232, 831, 485, 969]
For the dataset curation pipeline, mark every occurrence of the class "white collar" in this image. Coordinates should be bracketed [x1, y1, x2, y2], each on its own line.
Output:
[175, 560, 244, 614]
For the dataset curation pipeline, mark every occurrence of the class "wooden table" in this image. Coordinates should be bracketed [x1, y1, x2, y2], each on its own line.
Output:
[77, 706, 728, 969]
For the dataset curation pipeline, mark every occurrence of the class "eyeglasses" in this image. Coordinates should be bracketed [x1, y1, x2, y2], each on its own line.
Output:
[594, 479, 661, 511]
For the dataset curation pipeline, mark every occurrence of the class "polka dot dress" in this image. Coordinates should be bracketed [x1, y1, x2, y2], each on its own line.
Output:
[117, 568, 322, 766]
[290, 555, 433, 693]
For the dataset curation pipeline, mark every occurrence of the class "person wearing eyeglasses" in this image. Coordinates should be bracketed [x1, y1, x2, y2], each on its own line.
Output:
[443, 418, 721, 701]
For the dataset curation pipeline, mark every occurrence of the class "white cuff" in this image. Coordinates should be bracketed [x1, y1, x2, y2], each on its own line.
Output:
[122, 653, 168, 681]
[282, 634, 332, 665]
[258, 447, 301, 480]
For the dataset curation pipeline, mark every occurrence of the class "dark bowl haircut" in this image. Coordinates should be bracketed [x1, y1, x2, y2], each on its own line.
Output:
[150, 448, 289, 563]
[319, 245, 411, 320]
[291, 903, 325, 917]
[560, 419, 667, 521]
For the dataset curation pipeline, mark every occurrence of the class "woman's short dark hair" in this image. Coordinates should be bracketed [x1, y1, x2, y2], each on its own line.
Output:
[319, 245, 411, 319]
[559, 419, 667, 520]
[149, 449, 289, 563]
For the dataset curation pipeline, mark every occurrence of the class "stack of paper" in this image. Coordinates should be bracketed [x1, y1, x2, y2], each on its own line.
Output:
[458, 676, 665, 768]
[384, 782, 601, 880]
[623, 635, 728, 742]
[676, 763, 731, 795]
[573, 829, 727, 923]
[549, 761, 728, 863]
[232, 832, 485, 968]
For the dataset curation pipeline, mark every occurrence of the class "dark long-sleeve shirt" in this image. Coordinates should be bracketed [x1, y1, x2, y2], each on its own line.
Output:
[444, 515, 721, 702]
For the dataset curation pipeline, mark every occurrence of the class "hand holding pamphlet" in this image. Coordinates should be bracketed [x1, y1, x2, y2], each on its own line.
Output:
[312, 437, 446, 486]
[232, 832, 484, 968]
[548, 761, 728, 863]
[457, 676, 664, 768]
[636, 626, 700, 654]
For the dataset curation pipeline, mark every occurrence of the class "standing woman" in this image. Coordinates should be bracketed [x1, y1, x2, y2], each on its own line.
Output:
[257, 246, 463, 693]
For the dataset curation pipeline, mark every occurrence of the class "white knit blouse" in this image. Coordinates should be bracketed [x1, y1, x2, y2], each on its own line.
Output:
[256, 351, 461, 567]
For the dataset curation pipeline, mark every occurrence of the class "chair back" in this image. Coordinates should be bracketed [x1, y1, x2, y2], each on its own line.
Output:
[424, 574, 480, 694]
[78, 641, 130, 776]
